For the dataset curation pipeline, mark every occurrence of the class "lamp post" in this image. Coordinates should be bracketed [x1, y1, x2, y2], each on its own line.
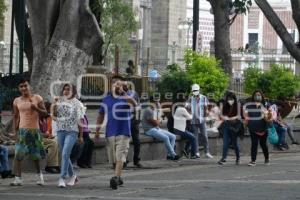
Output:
[193, 0, 199, 51]
[178, 18, 193, 47]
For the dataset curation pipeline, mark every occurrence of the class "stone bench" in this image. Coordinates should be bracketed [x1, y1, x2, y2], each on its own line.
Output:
[6, 129, 300, 171]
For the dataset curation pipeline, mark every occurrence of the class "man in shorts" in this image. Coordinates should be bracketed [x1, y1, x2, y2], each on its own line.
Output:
[11, 78, 47, 186]
[96, 76, 137, 190]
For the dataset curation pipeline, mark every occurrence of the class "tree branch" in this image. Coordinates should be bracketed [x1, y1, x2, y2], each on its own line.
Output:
[290, 0, 300, 44]
[255, 0, 300, 63]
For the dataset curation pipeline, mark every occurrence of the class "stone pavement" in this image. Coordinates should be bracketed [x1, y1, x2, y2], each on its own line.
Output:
[1, 152, 300, 200]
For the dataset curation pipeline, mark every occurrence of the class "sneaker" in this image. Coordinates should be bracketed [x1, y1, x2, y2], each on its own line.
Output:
[236, 160, 241, 165]
[133, 162, 143, 168]
[218, 159, 226, 165]
[170, 155, 181, 161]
[58, 178, 66, 188]
[181, 149, 189, 158]
[1, 170, 15, 179]
[205, 153, 214, 159]
[248, 161, 256, 167]
[265, 159, 270, 166]
[110, 176, 118, 190]
[45, 167, 59, 174]
[292, 141, 300, 145]
[66, 175, 78, 186]
[166, 155, 172, 160]
[10, 177, 23, 186]
[118, 177, 124, 186]
[36, 173, 45, 186]
[190, 154, 200, 159]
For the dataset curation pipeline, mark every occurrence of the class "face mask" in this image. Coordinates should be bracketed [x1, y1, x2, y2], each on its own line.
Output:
[228, 100, 234, 106]
[193, 91, 199, 96]
[254, 95, 262, 102]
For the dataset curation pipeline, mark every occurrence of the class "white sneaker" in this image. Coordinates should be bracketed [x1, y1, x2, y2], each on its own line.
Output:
[58, 178, 66, 188]
[10, 177, 23, 186]
[36, 173, 45, 186]
[205, 153, 214, 159]
[66, 175, 78, 186]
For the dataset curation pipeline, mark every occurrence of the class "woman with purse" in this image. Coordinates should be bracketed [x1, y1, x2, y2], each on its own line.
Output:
[244, 90, 272, 167]
[218, 92, 242, 165]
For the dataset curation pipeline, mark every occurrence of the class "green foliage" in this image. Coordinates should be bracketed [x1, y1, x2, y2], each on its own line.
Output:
[92, 0, 138, 60]
[244, 64, 300, 100]
[232, 0, 252, 14]
[184, 49, 230, 100]
[166, 64, 181, 73]
[158, 66, 192, 101]
[0, 0, 7, 26]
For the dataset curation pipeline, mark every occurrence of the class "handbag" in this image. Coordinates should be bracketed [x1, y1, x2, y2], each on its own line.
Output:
[267, 125, 279, 145]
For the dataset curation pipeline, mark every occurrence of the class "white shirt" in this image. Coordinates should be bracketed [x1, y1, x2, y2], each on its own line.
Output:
[173, 107, 193, 132]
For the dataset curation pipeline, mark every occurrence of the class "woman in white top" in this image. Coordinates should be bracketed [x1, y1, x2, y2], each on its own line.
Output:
[52, 84, 85, 188]
[172, 96, 198, 159]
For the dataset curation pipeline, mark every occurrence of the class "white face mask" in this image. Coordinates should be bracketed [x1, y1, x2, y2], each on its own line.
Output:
[228, 100, 234, 106]
[193, 91, 199, 96]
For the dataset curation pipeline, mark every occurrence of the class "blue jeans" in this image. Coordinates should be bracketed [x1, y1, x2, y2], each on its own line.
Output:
[0, 146, 9, 172]
[273, 122, 287, 146]
[174, 129, 197, 156]
[191, 123, 210, 154]
[146, 128, 176, 157]
[221, 123, 240, 161]
[57, 130, 78, 179]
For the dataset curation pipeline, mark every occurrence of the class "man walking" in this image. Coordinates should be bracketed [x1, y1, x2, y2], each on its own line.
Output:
[96, 76, 137, 190]
[11, 78, 47, 186]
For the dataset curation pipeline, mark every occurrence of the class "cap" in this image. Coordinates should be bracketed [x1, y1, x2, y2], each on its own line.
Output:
[191, 84, 200, 91]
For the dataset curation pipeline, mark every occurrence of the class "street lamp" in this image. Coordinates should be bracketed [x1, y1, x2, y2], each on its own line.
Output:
[178, 18, 193, 47]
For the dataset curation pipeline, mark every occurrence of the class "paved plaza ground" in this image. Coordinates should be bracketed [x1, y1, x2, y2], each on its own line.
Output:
[1, 152, 300, 200]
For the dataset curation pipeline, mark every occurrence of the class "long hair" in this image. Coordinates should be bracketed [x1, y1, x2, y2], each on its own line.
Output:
[61, 84, 77, 99]
[251, 90, 266, 105]
[222, 91, 238, 116]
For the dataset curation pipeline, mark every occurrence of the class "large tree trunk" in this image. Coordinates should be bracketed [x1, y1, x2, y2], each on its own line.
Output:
[27, 0, 103, 101]
[209, 0, 232, 75]
[13, 0, 33, 72]
[291, 0, 300, 44]
[254, 0, 300, 63]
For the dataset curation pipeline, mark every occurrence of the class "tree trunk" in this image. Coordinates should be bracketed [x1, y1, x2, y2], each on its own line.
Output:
[209, 0, 232, 75]
[255, 0, 300, 63]
[27, 0, 103, 101]
[13, 0, 33, 72]
[291, 0, 300, 45]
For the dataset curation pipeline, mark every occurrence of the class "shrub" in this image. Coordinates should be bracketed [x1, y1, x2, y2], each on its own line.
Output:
[244, 64, 300, 100]
[184, 50, 230, 100]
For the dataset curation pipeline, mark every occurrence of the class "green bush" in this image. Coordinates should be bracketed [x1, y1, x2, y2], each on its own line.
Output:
[244, 64, 300, 100]
[184, 50, 230, 100]
[157, 65, 192, 100]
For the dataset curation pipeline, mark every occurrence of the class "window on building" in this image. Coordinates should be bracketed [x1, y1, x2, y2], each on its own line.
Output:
[248, 33, 258, 47]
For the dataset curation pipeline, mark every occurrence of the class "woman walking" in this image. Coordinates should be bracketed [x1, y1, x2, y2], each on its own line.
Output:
[53, 84, 85, 188]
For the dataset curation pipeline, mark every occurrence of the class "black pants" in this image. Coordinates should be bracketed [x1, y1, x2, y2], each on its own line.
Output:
[77, 134, 95, 166]
[131, 120, 141, 164]
[250, 131, 269, 162]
